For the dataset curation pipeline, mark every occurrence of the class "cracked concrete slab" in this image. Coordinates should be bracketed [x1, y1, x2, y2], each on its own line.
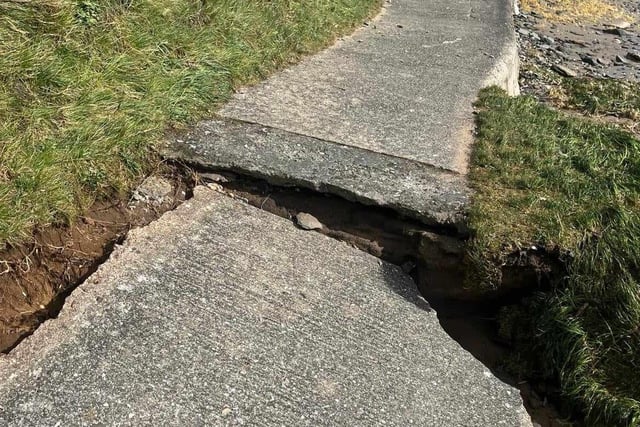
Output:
[165, 0, 519, 226]
[165, 119, 470, 230]
[0, 189, 531, 426]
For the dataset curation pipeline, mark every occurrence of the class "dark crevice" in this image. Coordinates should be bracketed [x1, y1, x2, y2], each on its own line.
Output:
[8, 158, 564, 425]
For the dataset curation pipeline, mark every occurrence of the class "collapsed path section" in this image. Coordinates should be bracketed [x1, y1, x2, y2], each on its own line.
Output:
[165, 0, 519, 229]
[0, 189, 530, 426]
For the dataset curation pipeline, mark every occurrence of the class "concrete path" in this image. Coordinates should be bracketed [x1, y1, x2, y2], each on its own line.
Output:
[165, 0, 519, 229]
[0, 1, 530, 425]
[0, 189, 530, 426]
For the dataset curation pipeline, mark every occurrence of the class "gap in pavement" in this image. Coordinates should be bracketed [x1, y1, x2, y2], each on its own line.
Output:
[6, 159, 563, 426]
[0, 167, 196, 354]
[175, 162, 566, 427]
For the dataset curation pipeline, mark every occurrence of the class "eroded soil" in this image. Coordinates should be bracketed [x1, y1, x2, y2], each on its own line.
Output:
[0, 168, 192, 353]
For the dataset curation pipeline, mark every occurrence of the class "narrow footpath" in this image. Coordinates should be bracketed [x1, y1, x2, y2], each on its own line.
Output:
[0, 0, 529, 425]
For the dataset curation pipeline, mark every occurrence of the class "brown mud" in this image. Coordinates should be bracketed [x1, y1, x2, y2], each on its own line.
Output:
[0, 167, 193, 353]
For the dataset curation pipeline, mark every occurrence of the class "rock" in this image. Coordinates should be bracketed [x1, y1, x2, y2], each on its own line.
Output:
[603, 28, 626, 37]
[605, 20, 631, 30]
[551, 64, 577, 77]
[580, 55, 599, 66]
[132, 176, 173, 205]
[295, 213, 323, 230]
[615, 54, 629, 64]
[221, 407, 232, 417]
[541, 35, 555, 45]
[199, 172, 231, 183]
[597, 57, 611, 66]
[627, 51, 640, 62]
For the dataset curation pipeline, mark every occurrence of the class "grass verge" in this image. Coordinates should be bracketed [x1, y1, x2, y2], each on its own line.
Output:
[469, 87, 640, 425]
[0, 0, 381, 246]
[553, 78, 640, 121]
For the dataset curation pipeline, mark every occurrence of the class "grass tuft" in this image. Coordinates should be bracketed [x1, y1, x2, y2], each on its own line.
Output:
[0, 0, 381, 246]
[469, 87, 640, 425]
[555, 78, 640, 121]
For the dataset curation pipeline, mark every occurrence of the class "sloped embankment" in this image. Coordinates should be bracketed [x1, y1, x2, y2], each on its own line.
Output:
[469, 87, 640, 426]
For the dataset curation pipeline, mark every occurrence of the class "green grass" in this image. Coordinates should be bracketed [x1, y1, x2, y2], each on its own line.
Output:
[0, 0, 381, 246]
[558, 78, 640, 120]
[469, 87, 640, 426]
[523, 63, 640, 121]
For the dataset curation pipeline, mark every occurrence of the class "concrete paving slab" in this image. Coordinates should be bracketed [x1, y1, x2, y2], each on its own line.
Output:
[0, 188, 530, 426]
[218, 0, 518, 171]
[166, 0, 519, 226]
[165, 118, 470, 230]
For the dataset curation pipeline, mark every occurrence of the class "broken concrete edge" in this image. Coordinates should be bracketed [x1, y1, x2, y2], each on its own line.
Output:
[0, 187, 210, 370]
[482, 0, 521, 96]
[0, 187, 533, 426]
[163, 146, 468, 235]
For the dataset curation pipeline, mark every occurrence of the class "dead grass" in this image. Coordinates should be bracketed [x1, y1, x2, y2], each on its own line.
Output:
[519, 0, 630, 23]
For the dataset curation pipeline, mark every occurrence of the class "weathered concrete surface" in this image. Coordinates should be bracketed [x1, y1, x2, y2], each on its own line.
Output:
[219, 0, 519, 172]
[166, 119, 470, 229]
[165, 0, 519, 226]
[0, 188, 531, 426]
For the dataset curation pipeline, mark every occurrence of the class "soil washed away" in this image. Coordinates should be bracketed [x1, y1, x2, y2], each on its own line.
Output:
[0, 170, 192, 353]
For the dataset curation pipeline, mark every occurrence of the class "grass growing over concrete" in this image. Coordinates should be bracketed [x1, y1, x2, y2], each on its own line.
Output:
[469, 87, 640, 425]
[0, 0, 380, 246]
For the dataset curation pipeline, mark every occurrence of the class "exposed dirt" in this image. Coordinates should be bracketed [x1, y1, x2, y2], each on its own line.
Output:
[0, 167, 193, 353]
[198, 171, 438, 263]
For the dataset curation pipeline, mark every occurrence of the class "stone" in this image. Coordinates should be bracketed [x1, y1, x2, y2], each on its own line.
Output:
[199, 172, 231, 183]
[603, 28, 626, 37]
[605, 20, 631, 30]
[580, 55, 599, 66]
[132, 176, 173, 205]
[551, 64, 577, 77]
[616, 54, 629, 64]
[541, 35, 555, 44]
[295, 212, 323, 230]
[627, 51, 640, 62]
